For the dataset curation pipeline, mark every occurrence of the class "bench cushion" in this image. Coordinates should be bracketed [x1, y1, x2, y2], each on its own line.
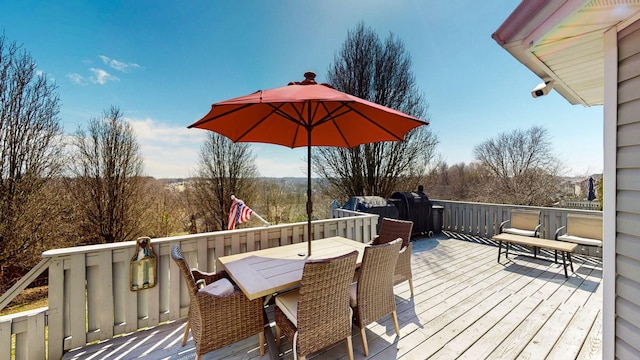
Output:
[557, 234, 602, 247]
[503, 228, 537, 237]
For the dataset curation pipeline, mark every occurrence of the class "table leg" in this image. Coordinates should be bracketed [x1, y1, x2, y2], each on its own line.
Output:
[497, 241, 502, 262]
[263, 304, 280, 359]
[562, 252, 568, 278]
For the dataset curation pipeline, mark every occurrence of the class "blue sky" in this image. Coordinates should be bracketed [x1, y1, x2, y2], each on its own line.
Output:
[1, 1, 603, 179]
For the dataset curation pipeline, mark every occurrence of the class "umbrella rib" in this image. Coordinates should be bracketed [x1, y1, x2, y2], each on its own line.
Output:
[267, 102, 310, 148]
[187, 103, 255, 128]
[340, 101, 420, 141]
[316, 101, 354, 147]
[231, 103, 293, 142]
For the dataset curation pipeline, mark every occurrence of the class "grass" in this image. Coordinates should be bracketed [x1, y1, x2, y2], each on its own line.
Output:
[0, 286, 49, 359]
[0, 286, 48, 316]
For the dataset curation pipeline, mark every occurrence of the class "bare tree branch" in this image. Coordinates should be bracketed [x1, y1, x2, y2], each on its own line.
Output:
[68, 106, 147, 244]
[0, 35, 64, 265]
[314, 22, 438, 202]
[192, 133, 258, 231]
[473, 126, 563, 206]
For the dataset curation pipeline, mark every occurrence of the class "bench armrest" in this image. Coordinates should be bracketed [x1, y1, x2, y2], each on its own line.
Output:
[554, 226, 566, 240]
[499, 220, 510, 233]
[534, 224, 542, 238]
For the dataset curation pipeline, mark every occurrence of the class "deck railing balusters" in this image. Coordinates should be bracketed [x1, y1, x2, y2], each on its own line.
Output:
[0, 202, 602, 360]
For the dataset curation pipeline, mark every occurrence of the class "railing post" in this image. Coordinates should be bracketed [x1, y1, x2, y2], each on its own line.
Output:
[47, 258, 64, 360]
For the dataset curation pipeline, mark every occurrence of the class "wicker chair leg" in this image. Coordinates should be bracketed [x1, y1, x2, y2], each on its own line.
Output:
[181, 320, 190, 347]
[360, 327, 369, 356]
[346, 336, 354, 360]
[259, 331, 265, 356]
[409, 279, 414, 296]
[392, 311, 401, 337]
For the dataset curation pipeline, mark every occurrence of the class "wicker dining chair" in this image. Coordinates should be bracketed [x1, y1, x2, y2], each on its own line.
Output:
[274, 250, 358, 360]
[370, 217, 415, 296]
[170, 245, 265, 360]
[351, 238, 403, 356]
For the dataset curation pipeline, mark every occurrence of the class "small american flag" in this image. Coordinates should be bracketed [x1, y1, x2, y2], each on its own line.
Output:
[228, 196, 254, 230]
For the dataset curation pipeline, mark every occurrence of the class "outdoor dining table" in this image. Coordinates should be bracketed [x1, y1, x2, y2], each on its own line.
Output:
[217, 236, 368, 359]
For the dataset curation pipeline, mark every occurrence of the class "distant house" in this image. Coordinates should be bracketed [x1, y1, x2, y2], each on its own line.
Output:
[493, 2, 640, 358]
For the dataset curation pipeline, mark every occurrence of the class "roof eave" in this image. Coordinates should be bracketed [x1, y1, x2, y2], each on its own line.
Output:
[492, 0, 598, 106]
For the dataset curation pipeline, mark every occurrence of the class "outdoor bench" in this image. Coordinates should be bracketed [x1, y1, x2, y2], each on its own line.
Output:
[493, 232, 577, 278]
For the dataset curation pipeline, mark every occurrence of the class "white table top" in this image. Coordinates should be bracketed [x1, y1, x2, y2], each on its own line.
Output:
[218, 236, 367, 300]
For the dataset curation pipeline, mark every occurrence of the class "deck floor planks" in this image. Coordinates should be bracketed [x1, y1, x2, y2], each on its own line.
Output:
[308, 239, 510, 360]
[483, 298, 564, 359]
[60, 233, 602, 360]
[576, 308, 603, 360]
[428, 291, 530, 359]
[455, 293, 545, 360]
[519, 265, 601, 359]
[377, 242, 547, 359]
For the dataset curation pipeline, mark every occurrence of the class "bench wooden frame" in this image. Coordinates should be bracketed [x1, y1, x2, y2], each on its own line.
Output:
[493, 233, 578, 278]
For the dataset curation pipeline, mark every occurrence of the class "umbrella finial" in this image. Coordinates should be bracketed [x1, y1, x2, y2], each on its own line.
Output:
[286, 71, 334, 88]
[294, 72, 317, 85]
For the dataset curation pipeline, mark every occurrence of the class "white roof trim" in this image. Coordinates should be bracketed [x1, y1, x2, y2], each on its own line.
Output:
[493, 0, 640, 106]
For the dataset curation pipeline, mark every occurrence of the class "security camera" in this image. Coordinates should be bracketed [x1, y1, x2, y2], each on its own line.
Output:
[531, 80, 554, 98]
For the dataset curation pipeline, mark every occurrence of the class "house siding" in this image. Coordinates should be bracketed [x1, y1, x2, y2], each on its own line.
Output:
[616, 19, 640, 358]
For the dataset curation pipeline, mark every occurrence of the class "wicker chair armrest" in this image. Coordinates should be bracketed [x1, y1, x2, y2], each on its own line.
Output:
[394, 242, 412, 285]
[192, 269, 228, 286]
[195, 278, 206, 289]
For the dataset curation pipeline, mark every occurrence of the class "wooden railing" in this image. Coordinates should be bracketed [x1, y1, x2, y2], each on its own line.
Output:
[0, 201, 603, 360]
[433, 200, 602, 255]
[1, 213, 378, 360]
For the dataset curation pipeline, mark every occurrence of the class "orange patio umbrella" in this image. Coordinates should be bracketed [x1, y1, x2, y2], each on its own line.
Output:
[188, 72, 428, 256]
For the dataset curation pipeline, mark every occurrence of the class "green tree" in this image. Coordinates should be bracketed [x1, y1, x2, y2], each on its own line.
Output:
[313, 22, 438, 200]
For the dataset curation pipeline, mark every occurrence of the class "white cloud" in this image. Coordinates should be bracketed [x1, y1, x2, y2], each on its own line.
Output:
[67, 73, 88, 85]
[89, 68, 119, 84]
[69, 56, 138, 86]
[127, 117, 206, 178]
[125, 117, 308, 179]
[256, 157, 306, 178]
[99, 55, 141, 72]
[36, 70, 55, 82]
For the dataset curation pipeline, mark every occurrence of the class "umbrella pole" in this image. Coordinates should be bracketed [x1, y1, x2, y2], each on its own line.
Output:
[307, 135, 312, 256]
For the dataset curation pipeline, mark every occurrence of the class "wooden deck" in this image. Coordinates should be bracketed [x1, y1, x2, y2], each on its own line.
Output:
[62, 232, 603, 360]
